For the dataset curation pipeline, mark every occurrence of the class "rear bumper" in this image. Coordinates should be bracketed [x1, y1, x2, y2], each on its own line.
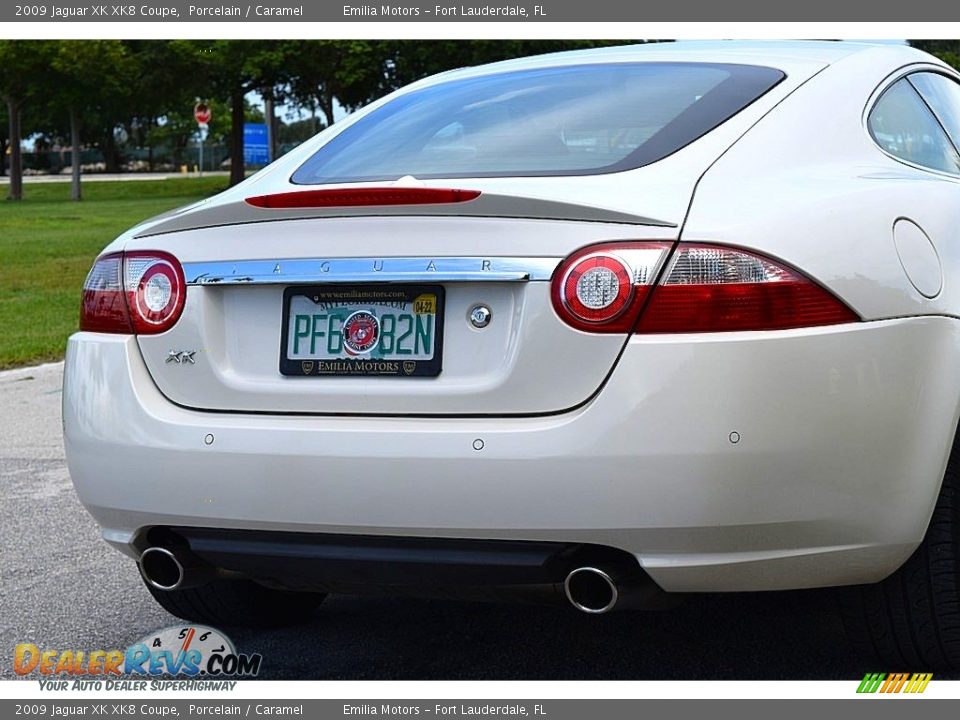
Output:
[64, 317, 960, 592]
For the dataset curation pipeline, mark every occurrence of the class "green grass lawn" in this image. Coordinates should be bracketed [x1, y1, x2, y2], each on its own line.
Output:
[0, 177, 228, 369]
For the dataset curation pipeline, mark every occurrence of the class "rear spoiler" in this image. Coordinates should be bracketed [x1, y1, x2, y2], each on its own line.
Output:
[133, 189, 677, 238]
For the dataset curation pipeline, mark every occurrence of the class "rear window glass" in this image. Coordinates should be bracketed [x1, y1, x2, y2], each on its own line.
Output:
[291, 63, 786, 184]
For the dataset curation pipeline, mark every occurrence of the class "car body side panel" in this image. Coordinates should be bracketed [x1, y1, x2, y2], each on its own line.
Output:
[684, 48, 960, 322]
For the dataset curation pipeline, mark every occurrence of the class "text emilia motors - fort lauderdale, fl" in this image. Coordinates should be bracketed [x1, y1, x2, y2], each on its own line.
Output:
[343, 4, 550, 17]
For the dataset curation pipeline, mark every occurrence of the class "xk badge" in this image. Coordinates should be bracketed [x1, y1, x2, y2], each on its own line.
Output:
[166, 350, 197, 364]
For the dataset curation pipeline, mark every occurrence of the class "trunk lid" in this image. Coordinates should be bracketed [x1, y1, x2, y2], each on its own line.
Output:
[132, 213, 677, 415]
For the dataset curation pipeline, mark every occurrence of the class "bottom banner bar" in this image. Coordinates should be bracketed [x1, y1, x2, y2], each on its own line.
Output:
[1, 699, 958, 720]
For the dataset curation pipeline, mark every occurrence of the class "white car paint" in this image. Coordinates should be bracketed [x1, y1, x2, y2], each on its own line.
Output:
[64, 41, 960, 593]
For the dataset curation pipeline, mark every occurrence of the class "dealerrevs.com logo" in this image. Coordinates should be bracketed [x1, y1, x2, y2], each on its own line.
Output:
[15, 625, 262, 690]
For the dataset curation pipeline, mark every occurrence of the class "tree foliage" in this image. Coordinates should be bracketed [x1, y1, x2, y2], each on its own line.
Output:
[909, 41, 960, 70]
[0, 40, 56, 199]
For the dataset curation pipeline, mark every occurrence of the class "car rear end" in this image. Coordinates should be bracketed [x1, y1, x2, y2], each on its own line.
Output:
[65, 44, 951, 614]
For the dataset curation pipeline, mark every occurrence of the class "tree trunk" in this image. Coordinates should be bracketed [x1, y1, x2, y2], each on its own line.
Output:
[229, 85, 245, 186]
[265, 95, 275, 162]
[70, 108, 82, 202]
[319, 90, 335, 129]
[0, 137, 7, 177]
[5, 97, 23, 201]
[102, 130, 120, 173]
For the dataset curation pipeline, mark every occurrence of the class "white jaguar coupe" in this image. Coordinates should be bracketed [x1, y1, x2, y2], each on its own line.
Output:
[64, 41, 960, 668]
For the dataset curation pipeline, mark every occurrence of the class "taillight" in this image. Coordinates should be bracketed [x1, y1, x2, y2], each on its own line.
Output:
[80, 251, 185, 335]
[637, 244, 858, 332]
[551, 243, 672, 333]
[552, 242, 858, 333]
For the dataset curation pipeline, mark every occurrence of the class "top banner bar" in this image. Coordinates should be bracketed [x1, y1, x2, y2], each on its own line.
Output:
[3, 0, 960, 22]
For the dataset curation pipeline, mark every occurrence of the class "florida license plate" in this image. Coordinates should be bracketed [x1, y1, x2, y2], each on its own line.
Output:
[279, 285, 444, 377]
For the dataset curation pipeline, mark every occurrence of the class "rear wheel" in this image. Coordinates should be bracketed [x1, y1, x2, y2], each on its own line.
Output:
[143, 576, 325, 628]
[840, 426, 960, 669]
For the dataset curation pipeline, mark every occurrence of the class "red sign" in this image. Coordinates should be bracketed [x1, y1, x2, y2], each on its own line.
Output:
[194, 102, 211, 125]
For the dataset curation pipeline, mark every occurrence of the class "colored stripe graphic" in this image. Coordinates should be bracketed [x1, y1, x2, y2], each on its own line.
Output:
[905, 673, 933, 693]
[857, 672, 931, 693]
[857, 673, 886, 693]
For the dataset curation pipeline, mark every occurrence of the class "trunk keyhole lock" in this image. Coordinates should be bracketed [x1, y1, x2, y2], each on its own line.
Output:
[469, 305, 492, 329]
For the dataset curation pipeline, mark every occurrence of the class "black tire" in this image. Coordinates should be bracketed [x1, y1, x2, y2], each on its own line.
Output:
[840, 425, 960, 670]
[143, 576, 326, 628]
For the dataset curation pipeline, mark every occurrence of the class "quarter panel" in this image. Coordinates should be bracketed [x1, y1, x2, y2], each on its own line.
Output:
[685, 50, 960, 322]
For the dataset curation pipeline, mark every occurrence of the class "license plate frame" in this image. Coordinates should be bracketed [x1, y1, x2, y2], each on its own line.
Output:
[279, 284, 445, 378]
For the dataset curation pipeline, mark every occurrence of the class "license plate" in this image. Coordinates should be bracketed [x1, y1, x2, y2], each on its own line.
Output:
[279, 285, 444, 377]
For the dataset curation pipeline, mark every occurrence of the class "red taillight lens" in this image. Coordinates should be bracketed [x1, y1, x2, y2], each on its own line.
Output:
[636, 244, 858, 333]
[79, 251, 185, 335]
[245, 187, 481, 209]
[80, 253, 132, 333]
[551, 242, 672, 333]
[551, 242, 858, 334]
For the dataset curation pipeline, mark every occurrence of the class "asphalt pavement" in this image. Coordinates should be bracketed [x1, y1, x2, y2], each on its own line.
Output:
[0, 362, 879, 680]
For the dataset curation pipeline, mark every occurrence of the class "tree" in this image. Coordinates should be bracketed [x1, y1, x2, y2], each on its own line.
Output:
[909, 41, 960, 70]
[121, 40, 206, 171]
[0, 102, 8, 177]
[171, 40, 291, 186]
[47, 41, 131, 200]
[0, 41, 54, 200]
[286, 41, 387, 127]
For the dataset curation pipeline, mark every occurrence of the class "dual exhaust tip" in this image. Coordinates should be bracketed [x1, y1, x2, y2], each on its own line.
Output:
[563, 566, 620, 614]
[139, 546, 213, 591]
[141, 545, 637, 615]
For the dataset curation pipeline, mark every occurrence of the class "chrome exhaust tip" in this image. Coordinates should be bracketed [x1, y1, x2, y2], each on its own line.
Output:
[564, 566, 619, 614]
[139, 547, 186, 591]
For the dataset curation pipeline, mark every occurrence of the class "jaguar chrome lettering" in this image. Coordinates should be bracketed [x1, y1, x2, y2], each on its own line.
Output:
[307, 259, 496, 274]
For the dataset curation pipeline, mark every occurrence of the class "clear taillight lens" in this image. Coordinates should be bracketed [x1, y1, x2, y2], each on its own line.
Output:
[79, 251, 185, 335]
[551, 243, 672, 333]
[552, 242, 858, 333]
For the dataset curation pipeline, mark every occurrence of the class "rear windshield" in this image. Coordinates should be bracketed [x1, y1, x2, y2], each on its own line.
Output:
[291, 62, 785, 184]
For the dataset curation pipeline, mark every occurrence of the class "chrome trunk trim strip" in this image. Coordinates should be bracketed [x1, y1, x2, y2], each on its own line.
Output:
[183, 256, 563, 286]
